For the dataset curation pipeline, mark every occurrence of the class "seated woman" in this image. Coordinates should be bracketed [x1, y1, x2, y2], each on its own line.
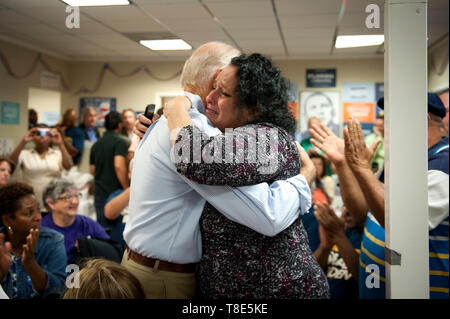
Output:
[0, 182, 66, 299]
[41, 178, 109, 262]
[104, 159, 134, 249]
[165, 53, 329, 298]
[8, 125, 73, 210]
[0, 156, 15, 187]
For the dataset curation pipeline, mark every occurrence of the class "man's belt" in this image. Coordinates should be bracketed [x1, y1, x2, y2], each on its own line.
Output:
[127, 247, 197, 274]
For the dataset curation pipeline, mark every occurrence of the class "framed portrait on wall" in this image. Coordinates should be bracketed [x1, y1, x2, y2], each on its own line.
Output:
[299, 91, 341, 137]
[79, 97, 117, 127]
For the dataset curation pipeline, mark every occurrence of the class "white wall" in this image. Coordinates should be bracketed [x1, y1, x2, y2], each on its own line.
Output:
[28, 88, 61, 126]
[0, 40, 71, 147]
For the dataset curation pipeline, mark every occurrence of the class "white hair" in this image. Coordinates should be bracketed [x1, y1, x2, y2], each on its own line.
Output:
[180, 41, 240, 90]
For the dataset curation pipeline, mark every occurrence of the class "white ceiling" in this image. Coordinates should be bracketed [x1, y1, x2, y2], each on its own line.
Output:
[0, 0, 448, 61]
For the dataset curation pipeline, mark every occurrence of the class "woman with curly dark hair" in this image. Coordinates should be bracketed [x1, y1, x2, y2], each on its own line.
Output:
[0, 182, 67, 299]
[164, 53, 329, 299]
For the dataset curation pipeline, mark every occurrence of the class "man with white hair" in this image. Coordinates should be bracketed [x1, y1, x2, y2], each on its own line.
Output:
[123, 42, 315, 298]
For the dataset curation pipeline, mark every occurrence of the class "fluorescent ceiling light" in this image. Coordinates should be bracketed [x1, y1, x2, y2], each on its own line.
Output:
[335, 35, 384, 48]
[61, 0, 130, 6]
[140, 39, 192, 51]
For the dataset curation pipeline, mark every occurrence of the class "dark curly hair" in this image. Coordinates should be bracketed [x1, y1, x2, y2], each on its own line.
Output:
[0, 182, 34, 227]
[230, 53, 296, 135]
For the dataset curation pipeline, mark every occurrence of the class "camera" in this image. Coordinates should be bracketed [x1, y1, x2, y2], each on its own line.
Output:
[36, 128, 51, 137]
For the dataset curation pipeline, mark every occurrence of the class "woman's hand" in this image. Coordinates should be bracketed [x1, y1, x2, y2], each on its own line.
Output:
[344, 119, 379, 173]
[295, 142, 316, 186]
[163, 96, 192, 119]
[314, 202, 346, 243]
[50, 128, 63, 146]
[0, 234, 12, 280]
[309, 123, 345, 165]
[21, 228, 39, 266]
[22, 128, 37, 144]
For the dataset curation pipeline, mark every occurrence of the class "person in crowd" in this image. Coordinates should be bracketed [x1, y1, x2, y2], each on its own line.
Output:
[309, 93, 448, 299]
[61, 258, 145, 299]
[79, 107, 101, 142]
[28, 109, 37, 129]
[309, 151, 334, 204]
[439, 92, 449, 137]
[126, 42, 318, 299]
[0, 156, 15, 187]
[301, 116, 322, 153]
[313, 204, 363, 299]
[121, 109, 137, 141]
[90, 111, 129, 230]
[163, 53, 329, 298]
[9, 125, 73, 210]
[364, 114, 384, 173]
[0, 182, 66, 298]
[41, 178, 109, 262]
[103, 158, 134, 249]
[56, 109, 85, 165]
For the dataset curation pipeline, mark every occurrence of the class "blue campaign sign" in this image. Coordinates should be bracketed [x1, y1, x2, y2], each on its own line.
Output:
[306, 69, 336, 88]
[1, 101, 20, 124]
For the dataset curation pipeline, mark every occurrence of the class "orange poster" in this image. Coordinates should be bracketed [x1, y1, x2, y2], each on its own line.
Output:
[288, 101, 298, 121]
[342, 102, 375, 123]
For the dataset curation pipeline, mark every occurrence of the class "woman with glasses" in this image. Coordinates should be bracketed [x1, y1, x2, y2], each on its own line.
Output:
[41, 178, 109, 262]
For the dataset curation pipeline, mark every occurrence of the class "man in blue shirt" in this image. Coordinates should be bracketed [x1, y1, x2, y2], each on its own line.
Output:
[123, 42, 316, 299]
[57, 109, 84, 165]
[79, 107, 100, 143]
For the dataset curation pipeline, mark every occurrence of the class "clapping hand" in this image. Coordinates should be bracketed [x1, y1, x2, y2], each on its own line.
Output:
[21, 228, 39, 266]
[309, 123, 345, 165]
[344, 119, 381, 173]
[314, 202, 346, 243]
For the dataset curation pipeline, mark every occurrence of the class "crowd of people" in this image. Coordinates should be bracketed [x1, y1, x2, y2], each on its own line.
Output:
[0, 41, 448, 300]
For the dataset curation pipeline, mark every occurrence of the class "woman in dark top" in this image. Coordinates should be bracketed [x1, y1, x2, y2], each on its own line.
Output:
[164, 53, 329, 299]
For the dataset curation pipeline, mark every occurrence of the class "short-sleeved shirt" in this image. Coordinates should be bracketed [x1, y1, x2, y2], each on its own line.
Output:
[65, 126, 85, 164]
[18, 148, 63, 209]
[41, 214, 109, 261]
[90, 131, 129, 199]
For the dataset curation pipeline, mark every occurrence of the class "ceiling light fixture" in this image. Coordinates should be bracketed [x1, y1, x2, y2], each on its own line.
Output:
[335, 35, 384, 48]
[140, 39, 192, 51]
[61, 0, 130, 6]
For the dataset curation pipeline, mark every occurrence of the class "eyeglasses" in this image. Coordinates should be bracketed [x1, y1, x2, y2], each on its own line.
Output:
[57, 192, 82, 201]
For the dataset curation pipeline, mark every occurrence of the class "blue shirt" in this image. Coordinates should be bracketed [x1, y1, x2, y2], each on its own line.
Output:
[65, 126, 85, 164]
[41, 214, 109, 262]
[124, 92, 312, 264]
[86, 127, 98, 142]
[303, 207, 363, 299]
[0, 227, 67, 299]
[359, 212, 386, 299]
[427, 137, 449, 299]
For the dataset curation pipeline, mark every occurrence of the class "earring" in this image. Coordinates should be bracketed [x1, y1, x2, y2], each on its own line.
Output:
[7, 226, 13, 235]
